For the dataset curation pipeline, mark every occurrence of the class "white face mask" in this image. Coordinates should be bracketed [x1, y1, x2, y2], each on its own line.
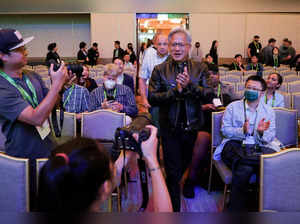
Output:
[104, 79, 116, 90]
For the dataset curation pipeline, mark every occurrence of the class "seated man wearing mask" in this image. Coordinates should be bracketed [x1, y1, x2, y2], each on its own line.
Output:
[89, 64, 137, 122]
[214, 75, 279, 211]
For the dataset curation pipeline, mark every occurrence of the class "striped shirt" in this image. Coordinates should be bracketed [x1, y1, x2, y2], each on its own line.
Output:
[62, 84, 90, 113]
[140, 46, 168, 81]
[89, 84, 138, 117]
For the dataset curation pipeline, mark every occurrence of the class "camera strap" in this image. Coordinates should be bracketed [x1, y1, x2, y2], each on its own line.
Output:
[137, 158, 149, 212]
[51, 98, 65, 138]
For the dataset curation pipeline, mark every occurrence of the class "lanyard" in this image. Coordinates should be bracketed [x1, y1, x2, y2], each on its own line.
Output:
[63, 84, 75, 108]
[253, 41, 260, 51]
[251, 64, 259, 71]
[234, 63, 238, 70]
[243, 100, 258, 136]
[0, 70, 38, 108]
[217, 83, 221, 98]
[265, 93, 275, 107]
[104, 88, 117, 100]
[274, 56, 278, 67]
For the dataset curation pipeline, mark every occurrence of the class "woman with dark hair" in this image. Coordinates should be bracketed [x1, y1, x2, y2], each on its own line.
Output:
[77, 41, 89, 64]
[209, 40, 219, 65]
[261, 72, 284, 108]
[266, 47, 281, 68]
[37, 126, 172, 212]
[46, 42, 61, 65]
[125, 43, 137, 64]
[139, 42, 147, 65]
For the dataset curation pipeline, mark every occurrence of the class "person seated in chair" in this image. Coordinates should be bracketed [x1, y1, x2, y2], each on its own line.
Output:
[261, 72, 284, 108]
[114, 58, 134, 94]
[229, 54, 245, 72]
[266, 47, 281, 68]
[77, 65, 98, 93]
[200, 53, 218, 74]
[89, 63, 137, 120]
[214, 75, 280, 211]
[202, 70, 238, 132]
[61, 65, 90, 119]
[246, 55, 263, 77]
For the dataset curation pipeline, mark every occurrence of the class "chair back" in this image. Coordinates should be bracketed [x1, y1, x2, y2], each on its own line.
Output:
[291, 93, 300, 117]
[273, 108, 298, 148]
[81, 110, 125, 141]
[0, 154, 29, 212]
[211, 111, 225, 149]
[36, 158, 48, 191]
[0, 124, 6, 151]
[277, 91, 291, 108]
[284, 75, 299, 83]
[288, 81, 300, 93]
[278, 82, 288, 92]
[225, 74, 241, 83]
[260, 148, 300, 212]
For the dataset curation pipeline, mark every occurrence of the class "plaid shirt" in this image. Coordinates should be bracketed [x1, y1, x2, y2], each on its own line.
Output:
[63, 84, 90, 113]
[89, 84, 138, 117]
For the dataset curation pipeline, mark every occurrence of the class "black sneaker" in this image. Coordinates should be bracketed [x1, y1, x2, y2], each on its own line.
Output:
[183, 179, 195, 199]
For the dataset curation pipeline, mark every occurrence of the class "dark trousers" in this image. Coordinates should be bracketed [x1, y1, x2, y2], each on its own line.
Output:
[221, 140, 275, 211]
[161, 128, 197, 212]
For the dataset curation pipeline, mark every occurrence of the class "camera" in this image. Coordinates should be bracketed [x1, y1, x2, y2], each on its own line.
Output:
[114, 113, 152, 157]
[48, 59, 84, 79]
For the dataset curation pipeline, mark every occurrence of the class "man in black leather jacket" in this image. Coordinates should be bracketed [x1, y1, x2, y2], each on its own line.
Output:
[148, 28, 210, 211]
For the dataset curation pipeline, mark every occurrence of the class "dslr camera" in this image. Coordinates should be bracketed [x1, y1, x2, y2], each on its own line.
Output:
[114, 113, 152, 157]
[48, 59, 84, 79]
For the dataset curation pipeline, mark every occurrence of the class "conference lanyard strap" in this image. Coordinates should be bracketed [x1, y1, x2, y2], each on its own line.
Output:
[0, 70, 38, 108]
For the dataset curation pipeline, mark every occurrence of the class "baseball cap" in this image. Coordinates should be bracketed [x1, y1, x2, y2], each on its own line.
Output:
[0, 29, 34, 52]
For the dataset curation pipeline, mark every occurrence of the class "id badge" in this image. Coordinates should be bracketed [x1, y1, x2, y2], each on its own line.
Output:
[213, 98, 223, 107]
[257, 49, 259, 53]
[36, 119, 51, 140]
[243, 136, 256, 145]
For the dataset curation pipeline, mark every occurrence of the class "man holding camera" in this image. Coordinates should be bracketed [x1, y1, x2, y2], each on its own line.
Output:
[89, 63, 137, 122]
[0, 29, 67, 209]
[148, 28, 209, 211]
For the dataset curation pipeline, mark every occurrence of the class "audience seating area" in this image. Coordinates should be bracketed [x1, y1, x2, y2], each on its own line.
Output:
[24, 64, 137, 90]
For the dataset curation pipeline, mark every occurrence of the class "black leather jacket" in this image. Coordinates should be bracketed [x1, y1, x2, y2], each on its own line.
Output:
[148, 58, 205, 132]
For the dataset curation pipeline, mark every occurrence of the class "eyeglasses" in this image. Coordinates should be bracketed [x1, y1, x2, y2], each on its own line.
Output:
[245, 87, 263, 91]
[170, 42, 189, 48]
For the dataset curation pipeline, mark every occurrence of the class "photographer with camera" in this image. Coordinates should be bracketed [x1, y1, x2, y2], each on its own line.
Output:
[37, 126, 172, 212]
[89, 64, 137, 122]
[0, 29, 67, 210]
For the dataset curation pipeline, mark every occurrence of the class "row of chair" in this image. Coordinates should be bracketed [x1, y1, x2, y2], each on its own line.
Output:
[0, 109, 126, 212]
[208, 107, 299, 211]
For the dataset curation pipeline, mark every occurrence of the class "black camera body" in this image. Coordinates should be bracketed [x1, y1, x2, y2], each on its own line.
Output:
[114, 113, 152, 157]
[48, 59, 84, 79]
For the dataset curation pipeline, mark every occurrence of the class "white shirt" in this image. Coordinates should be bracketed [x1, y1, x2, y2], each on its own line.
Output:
[139, 47, 168, 82]
[260, 91, 285, 108]
[213, 99, 278, 160]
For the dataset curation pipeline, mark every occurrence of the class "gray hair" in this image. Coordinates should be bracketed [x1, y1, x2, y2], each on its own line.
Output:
[168, 27, 192, 45]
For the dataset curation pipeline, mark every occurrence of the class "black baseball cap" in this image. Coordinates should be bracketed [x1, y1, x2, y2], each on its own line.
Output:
[0, 29, 34, 53]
